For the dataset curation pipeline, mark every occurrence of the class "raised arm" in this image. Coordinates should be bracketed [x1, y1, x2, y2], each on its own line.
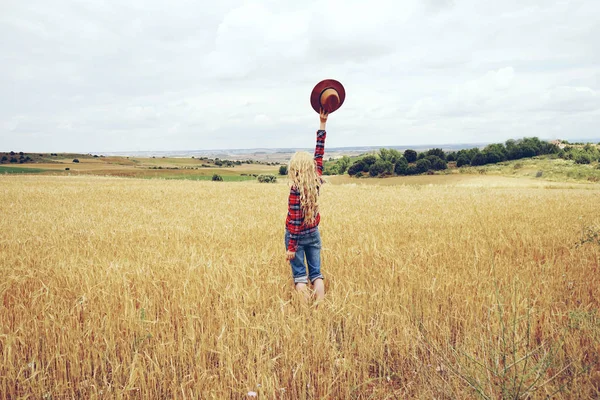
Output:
[314, 109, 328, 176]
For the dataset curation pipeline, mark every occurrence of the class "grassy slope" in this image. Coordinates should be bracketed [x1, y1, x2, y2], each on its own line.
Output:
[327, 155, 600, 185]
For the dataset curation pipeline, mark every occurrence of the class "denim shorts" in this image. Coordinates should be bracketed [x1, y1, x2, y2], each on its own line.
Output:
[284, 228, 324, 284]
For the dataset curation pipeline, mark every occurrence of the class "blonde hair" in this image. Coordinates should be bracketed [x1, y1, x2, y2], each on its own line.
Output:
[288, 151, 321, 224]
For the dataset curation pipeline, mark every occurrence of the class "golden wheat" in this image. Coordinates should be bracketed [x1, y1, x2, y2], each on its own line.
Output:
[1, 175, 599, 399]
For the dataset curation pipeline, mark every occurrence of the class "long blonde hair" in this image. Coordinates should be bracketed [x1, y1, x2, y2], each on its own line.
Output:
[288, 151, 321, 224]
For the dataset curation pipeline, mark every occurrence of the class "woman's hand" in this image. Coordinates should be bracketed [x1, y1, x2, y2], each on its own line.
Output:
[319, 109, 328, 130]
[286, 251, 296, 261]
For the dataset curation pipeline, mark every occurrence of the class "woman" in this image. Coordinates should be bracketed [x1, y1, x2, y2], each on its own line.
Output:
[284, 109, 329, 302]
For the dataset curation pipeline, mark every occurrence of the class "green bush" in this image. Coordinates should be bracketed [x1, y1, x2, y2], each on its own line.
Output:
[470, 153, 487, 166]
[427, 156, 447, 170]
[575, 153, 592, 164]
[257, 174, 277, 183]
[404, 149, 417, 163]
[73, 159, 80, 163]
[415, 159, 431, 173]
[405, 165, 419, 175]
[211, 174, 223, 181]
[394, 158, 408, 175]
[368, 160, 392, 177]
[456, 155, 470, 167]
[348, 160, 366, 176]
[278, 165, 288, 175]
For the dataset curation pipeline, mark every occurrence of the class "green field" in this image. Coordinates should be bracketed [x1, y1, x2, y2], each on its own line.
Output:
[0, 166, 48, 174]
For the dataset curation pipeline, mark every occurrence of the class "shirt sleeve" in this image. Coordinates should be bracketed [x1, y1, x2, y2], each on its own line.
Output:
[286, 187, 302, 252]
[314, 130, 326, 177]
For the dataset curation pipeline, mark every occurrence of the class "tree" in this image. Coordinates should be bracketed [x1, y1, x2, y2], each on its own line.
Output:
[362, 155, 377, 167]
[212, 174, 223, 181]
[484, 151, 504, 164]
[456, 155, 470, 167]
[348, 160, 366, 176]
[73, 159, 80, 163]
[484, 143, 507, 158]
[519, 145, 536, 158]
[405, 165, 419, 175]
[369, 160, 393, 177]
[379, 148, 402, 164]
[404, 149, 417, 163]
[415, 159, 431, 173]
[426, 148, 446, 160]
[336, 156, 351, 174]
[429, 156, 447, 170]
[0, 156, 7, 163]
[278, 165, 288, 175]
[470, 153, 487, 166]
[446, 152, 457, 162]
[394, 157, 408, 175]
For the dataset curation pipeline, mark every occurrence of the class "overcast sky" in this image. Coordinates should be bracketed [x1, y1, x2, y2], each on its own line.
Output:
[1, 0, 599, 152]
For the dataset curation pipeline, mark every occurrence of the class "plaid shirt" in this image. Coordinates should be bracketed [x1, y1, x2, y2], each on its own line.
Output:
[285, 130, 326, 252]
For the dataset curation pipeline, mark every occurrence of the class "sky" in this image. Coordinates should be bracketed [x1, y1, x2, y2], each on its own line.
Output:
[1, 0, 599, 152]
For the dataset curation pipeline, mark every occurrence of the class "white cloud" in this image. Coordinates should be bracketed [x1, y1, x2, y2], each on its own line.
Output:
[1, 0, 599, 152]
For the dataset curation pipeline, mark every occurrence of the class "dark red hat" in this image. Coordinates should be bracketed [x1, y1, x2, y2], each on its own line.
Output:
[310, 79, 346, 114]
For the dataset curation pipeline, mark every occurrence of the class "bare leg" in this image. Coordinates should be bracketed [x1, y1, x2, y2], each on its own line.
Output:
[295, 282, 310, 303]
[312, 278, 325, 302]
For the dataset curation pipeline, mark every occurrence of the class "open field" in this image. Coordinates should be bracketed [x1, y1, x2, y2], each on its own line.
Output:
[1, 175, 599, 398]
[0, 155, 281, 181]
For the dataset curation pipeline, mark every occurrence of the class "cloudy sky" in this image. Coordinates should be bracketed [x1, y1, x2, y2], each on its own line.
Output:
[1, 0, 599, 152]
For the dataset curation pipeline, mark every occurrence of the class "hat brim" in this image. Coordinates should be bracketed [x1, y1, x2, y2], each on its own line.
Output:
[310, 79, 346, 113]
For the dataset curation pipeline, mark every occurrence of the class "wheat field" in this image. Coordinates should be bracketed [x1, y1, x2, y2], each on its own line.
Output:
[1, 175, 599, 399]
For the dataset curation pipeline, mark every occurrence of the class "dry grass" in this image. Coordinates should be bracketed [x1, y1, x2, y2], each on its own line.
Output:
[1, 175, 599, 399]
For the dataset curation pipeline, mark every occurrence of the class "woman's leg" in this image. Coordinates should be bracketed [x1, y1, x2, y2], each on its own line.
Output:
[305, 230, 324, 301]
[312, 278, 325, 301]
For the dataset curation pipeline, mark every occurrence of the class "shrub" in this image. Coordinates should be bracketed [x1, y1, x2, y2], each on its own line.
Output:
[430, 157, 447, 170]
[405, 165, 419, 175]
[369, 160, 392, 177]
[257, 174, 277, 183]
[575, 153, 592, 164]
[73, 159, 80, 163]
[425, 155, 446, 170]
[426, 148, 446, 160]
[456, 155, 470, 167]
[394, 158, 409, 175]
[404, 149, 417, 163]
[536, 170, 543, 178]
[65, 167, 70, 171]
[279, 165, 288, 175]
[470, 153, 488, 166]
[211, 174, 223, 181]
[10, 157, 17, 163]
[415, 159, 431, 174]
[362, 155, 377, 167]
[0, 156, 7, 163]
[485, 151, 504, 164]
[348, 160, 366, 176]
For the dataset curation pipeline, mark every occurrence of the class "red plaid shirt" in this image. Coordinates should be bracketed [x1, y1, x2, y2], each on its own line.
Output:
[285, 130, 326, 252]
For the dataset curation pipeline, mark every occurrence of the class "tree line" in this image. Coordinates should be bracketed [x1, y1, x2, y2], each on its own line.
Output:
[322, 137, 593, 177]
